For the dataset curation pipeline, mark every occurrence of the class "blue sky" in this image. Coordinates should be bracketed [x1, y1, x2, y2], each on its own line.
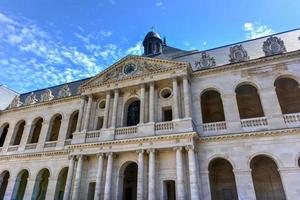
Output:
[0, 0, 299, 93]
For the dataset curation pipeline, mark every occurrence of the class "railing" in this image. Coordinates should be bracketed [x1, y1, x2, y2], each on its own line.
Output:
[7, 146, 19, 152]
[44, 141, 57, 148]
[115, 126, 137, 135]
[86, 131, 100, 139]
[203, 121, 227, 132]
[241, 117, 268, 131]
[155, 121, 174, 131]
[25, 143, 37, 150]
[64, 139, 72, 146]
[283, 113, 300, 125]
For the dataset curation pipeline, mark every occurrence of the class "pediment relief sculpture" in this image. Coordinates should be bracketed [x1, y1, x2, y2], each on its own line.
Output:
[194, 52, 216, 70]
[10, 95, 23, 108]
[229, 45, 249, 63]
[41, 89, 54, 102]
[58, 85, 71, 98]
[24, 92, 38, 105]
[263, 36, 286, 56]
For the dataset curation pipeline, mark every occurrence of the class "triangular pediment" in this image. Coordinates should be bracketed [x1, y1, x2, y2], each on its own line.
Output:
[80, 55, 187, 90]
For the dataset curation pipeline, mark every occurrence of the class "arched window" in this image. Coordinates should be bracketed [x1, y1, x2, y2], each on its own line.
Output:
[209, 158, 238, 200]
[275, 77, 300, 114]
[32, 169, 50, 200]
[251, 155, 285, 200]
[148, 42, 153, 54]
[11, 120, 25, 145]
[119, 162, 138, 199]
[54, 167, 68, 200]
[0, 123, 9, 147]
[47, 114, 62, 141]
[0, 171, 9, 199]
[66, 111, 78, 139]
[201, 90, 225, 123]
[12, 170, 29, 200]
[235, 84, 264, 119]
[124, 99, 140, 126]
[28, 118, 43, 144]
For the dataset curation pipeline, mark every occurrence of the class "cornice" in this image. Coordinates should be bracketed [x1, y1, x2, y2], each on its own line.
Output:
[192, 50, 300, 77]
[198, 128, 300, 142]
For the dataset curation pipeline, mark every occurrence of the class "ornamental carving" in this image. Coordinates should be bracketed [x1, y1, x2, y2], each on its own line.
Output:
[41, 89, 54, 102]
[229, 45, 249, 63]
[24, 92, 38, 105]
[263, 36, 286, 56]
[10, 95, 22, 108]
[58, 85, 71, 98]
[194, 52, 216, 70]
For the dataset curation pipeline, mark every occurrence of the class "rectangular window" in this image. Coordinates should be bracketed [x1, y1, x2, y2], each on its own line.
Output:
[162, 107, 172, 122]
[96, 117, 104, 130]
[163, 180, 176, 200]
[87, 182, 96, 200]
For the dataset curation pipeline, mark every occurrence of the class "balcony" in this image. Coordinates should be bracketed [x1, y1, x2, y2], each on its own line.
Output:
[25, 143, 37, 150]
[44, 141, 57, 148]
[7, 145, 19, 152]
[283, 113, 300, 128]
[202, 121, 227, 136]
[241, 117, 268, 132]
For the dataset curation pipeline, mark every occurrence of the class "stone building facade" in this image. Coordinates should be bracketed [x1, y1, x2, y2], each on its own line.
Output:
[1, 29, 300, 200]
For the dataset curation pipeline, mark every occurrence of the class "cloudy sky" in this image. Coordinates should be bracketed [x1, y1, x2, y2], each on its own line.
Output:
[0, 0, 299, 93]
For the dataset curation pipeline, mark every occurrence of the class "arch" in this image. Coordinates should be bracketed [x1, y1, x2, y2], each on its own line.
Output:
[0, 123, 9, 147]
[250, 155, 286, 200]
[28, 117, 43, 144]
[0, 170, 10, 199]
[274, 77, 300, 114]
[124, 98, 140, 126]
[32, 168, 50, 200]
[47, 114, 62, 141]
[12, 169, 29, 200]
[66, 110, 79, 139]
[11, 120, 26, 145]
[54, 167, 68, 200]
[201, 90, 225, 123]
[118, 161, 138, 200]
[235, 84, 264, 119]
[208, 158, 238, 200]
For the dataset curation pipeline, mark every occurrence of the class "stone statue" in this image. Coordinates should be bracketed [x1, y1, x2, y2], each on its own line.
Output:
[24, 92, 38, 105]
[41, 89, 54, 102]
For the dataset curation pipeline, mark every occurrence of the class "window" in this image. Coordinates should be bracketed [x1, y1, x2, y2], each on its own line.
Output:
[47, 114, 62, 141]
[96, 117, 104, 130]
[162, 107, 172, 122]
[201, 90, 225, 123]
[11, 121, 25, 145]
[0, 124, 9, 147]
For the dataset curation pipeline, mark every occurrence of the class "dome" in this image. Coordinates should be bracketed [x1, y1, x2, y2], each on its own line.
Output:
[143, 31, 162, 46]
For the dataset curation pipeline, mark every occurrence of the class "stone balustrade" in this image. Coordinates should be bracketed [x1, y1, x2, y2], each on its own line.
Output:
[154, 121, 174, 131]
[7, 146, 19, 152]
[86, 131, 101, 139]
[241, 117, 268, 131]
[44, 141, 57, 148]
[283, 113, 300, 127]
[25, 143, 37, 150]
[64, 139, 72, 146]
[202, 121, 227, 134]
[115, 126, 137, 135]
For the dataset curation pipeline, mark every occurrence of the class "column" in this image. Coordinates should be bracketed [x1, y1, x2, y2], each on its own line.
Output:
[149, 82, 155, 123]
[279, 167, 300, 200]
[19, 123, 32, 150]
[4, 174, 17, 200]
[63, 155, 76, 200]
[45, 177, 57, 199]
[23, 177, 35, 199]
[83, 95, 93, 132]
[233, 169, 256, 200]
[186, 146, 200, 200]
[57, 116, 70, 147]
[183, 75, 192, 118]
[111, 90, 119, 128]
[94, 153, 104, 200]
[147, 149, 156, 200]
[137, 150, 144, 200]
[102, 92, 111, 129]
[72, 155, 85, 200]
[221, 92, 241, 132]
[103, 152, 114, 200]
[139, 84, 145, 124]
[199, 171, 212, 200]
[76, 97, 86, 132]
[172, 77, 179, 120]
[36, 119, 50, 149]
[174, 147, 185, 200]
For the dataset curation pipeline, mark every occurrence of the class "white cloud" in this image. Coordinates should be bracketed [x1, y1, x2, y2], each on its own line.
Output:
[126, 41, 143, 55]
[243, 22, 273, 39]
[156, 2, 163, 7]
[203, 41, 207, 46]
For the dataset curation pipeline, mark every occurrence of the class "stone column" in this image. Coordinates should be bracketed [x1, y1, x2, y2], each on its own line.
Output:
[139, 84, 145, 124]
[82, 95, 93, 132]
[94, 153, 104, 200]
[4, 174, 17, 200]
[183, 75, 192, 118]
[199, 170, 212, 200]
[174, 147, 185, 200]
[76, 97, 86, 132]
[221, 92, 241, 133]
[186, 146, 200, 200]
[172, 78, 179, 120]
[149, 82, 155, 123]
[103, 92, 111, 129]
[147, 149, 156, 200]
[279, 167, 300, 200]
[23, 177, 35, 199]
[63, 155, 76, 200]
[137, 150, 144, 200]
[19, 123, 32, 150]
[57, 117, 70, 147]
[45, 177, 57, 199]
[233, 169, 256, 200]
[36, 119, 50, 149]
[104, 152, 114, 200]
[72, 155, 85, 200]
[111, 90, 119, 128]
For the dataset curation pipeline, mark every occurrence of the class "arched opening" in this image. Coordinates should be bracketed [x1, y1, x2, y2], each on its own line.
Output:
[275, 77, 300, 114]
[0, 171, 9, 199]
[125, 99, 140, 126]
[66, 111, 78, 139]
[201, 90, 225, 123]
[0, 123, 9, 147]
[12, 169, 29, 200]
[32, 168, 50, 200]
[11, 120, 25, 145]
[209, 158, 238, 200]
[236, 84, 264, 119]
[28, 118, 43, 144]
[250, 155, 286, 200]
[47, 114, 62, 141]
[121, 162, 138, 200]
[54, 167, 68, 200]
